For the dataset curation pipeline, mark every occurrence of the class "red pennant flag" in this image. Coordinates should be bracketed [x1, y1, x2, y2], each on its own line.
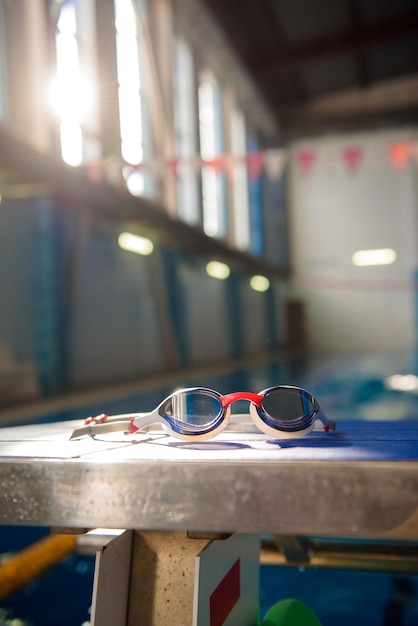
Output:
[167, 157, 180, 177]
[297, 150, 316, 175]
[246, 151, 264, 180]
[343, 147, 362, 173]
[389, 143, 412, 170]
[203, 156, 224, 173]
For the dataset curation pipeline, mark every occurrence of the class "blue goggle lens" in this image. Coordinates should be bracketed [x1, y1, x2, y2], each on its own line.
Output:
[262, 387, 316, 421]
[160, 390, 223, 434]
[259, 387, 319, 431]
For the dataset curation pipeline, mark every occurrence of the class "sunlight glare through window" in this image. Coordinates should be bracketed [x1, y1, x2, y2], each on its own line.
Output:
[115, 0, 143, 166]
[50, 2, 90, 166]
[199, 79, 225, 238]
[123, 166, 145, 196]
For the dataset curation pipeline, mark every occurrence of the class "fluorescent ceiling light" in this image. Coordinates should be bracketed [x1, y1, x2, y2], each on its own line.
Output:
[118, 232, 154, 256]
[206, 260, 230, 280]
[250, 275, 270, 292]
[352, 248, 397, 267]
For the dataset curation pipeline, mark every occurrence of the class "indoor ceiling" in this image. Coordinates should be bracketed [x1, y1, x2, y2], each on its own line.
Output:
[200, 0, 418, 141]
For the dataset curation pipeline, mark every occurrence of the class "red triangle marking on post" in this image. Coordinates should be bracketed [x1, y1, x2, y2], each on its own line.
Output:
[210, 558, 240, 626]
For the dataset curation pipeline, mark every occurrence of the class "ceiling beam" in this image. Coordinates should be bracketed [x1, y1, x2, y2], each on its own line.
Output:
[256, 9, 418, 75]
[279, 73, 418, 117]
[346, 0, 370, 88]
[254, 0, 308, 103]
[201, 0, 309, 113]
[280, 105, 418, 141]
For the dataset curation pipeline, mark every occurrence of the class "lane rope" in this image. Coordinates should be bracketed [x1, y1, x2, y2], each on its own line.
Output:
[0, 533, 77, 600]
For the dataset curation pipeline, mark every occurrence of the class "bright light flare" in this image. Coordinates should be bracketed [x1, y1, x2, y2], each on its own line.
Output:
[352, 248, 397, 267]
[206, 260, 230, 280]
[49, 76, 93, 125]
[59, 122, 83, 166]
[123, 167, 145, 196]
[385, 374, 418, 393]
[118, 232, 154, 256]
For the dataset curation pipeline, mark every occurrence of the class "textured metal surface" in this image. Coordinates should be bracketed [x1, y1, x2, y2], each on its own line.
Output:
[1, 419, 418, 539]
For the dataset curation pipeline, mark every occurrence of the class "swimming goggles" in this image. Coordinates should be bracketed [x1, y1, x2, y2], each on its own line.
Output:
[70, 385, 335, 441]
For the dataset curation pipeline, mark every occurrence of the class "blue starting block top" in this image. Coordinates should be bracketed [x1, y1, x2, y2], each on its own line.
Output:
[275, 419, 418, 462]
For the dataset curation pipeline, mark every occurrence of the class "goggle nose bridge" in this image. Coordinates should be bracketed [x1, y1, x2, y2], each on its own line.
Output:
[220, 391, 263, 409]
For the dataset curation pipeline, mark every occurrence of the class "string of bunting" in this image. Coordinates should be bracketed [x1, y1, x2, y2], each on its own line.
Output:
[296, 141, 418, 176]
[122, 149, 288, 182]
[87, 141, 418, 184]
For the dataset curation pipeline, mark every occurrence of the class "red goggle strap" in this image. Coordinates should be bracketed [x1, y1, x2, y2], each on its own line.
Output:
[220, 391, 263, 408]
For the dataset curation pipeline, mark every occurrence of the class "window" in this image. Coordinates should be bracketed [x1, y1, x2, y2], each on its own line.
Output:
[51, 1, 83, 165]
[173, 37, 200, 225]
[230, 107, 250, 251]
[247, 135, 264, 256]
[115, 0, 143, 166]
[115, 0, 154, 198]
[198, 74, 227, 238]
[51, 0, 98, 166]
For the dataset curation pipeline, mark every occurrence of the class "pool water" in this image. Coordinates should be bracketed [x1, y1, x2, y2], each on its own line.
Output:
[259, 566, 418, 625]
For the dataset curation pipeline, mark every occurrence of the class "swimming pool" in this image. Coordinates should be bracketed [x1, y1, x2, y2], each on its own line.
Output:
[2, 350, 418, 625]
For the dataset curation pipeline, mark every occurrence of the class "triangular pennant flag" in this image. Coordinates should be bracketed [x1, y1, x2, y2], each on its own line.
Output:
[343, 147, 363, 173]
[264, 149, 287, 180]
[297, 149, 316, 175]
[389, 143, 412, 171]
[167, 157, 180, 177]
[202, 156, 224, 173]
[246, 151, 264, 180]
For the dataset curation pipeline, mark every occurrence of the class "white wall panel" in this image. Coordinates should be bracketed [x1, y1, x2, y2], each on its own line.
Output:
[289, 128, 418, 353]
